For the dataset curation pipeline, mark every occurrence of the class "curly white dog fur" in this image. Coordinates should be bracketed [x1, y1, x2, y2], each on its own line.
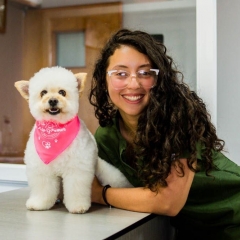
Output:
[15, 66, 132, 214]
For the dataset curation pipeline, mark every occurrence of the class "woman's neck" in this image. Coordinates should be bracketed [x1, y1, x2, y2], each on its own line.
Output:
[119, 114, 138, 143]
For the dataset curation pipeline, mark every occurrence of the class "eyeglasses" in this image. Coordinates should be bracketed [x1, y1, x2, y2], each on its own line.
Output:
[107, 69, 159, 90]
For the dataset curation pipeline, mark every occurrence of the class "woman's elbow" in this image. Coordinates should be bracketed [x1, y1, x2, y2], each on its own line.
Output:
[163, 207, 181, 217]
[151, 199, 184, 216]
[152, 205, 181, 216]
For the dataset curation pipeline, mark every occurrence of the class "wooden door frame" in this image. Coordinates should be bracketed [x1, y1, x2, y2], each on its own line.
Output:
[23, 2, 122, 77]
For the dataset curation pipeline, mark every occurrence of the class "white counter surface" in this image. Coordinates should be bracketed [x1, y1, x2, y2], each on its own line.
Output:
[0, 188, 174, 240]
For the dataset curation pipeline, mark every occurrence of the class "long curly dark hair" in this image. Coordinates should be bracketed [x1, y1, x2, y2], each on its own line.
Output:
[89, 29, 224, 191]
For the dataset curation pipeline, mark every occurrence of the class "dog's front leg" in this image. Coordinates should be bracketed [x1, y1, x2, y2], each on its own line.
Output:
[62, 171, 93, 214]
[26, 173, 60, 211]
[96, 157, 133, 188]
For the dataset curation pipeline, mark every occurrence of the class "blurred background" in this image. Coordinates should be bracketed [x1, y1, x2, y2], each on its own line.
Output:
[0, 0, 239, 167]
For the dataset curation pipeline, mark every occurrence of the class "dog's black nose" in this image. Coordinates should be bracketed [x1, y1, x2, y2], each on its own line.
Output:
[49, 99, 58, 107]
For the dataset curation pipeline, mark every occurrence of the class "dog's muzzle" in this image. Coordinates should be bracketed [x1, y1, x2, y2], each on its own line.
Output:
[47, 98, 61, 115]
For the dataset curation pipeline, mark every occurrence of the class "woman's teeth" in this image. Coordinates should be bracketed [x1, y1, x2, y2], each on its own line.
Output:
[123, 95, 142, 101]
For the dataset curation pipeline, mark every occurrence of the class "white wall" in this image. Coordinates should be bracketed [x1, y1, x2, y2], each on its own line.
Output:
[0, 164, 27, 193]
[217, 0, 240, 164]
[196, 0, 217, 127]
[0, 181, 27, 193]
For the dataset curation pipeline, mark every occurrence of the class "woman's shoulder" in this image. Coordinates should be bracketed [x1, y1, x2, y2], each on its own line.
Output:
[212, 150, 240, 174]
[94, 117, 128, 168]
[95, 119, 119, 141]
[94, 117, 126, 149]
[196, 141, 239, 172]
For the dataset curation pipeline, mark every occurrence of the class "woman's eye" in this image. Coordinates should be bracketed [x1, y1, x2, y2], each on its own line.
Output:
[139, 70, 150, 76]
[40, 90, 47, 97]
[59, 90, 66, 96]
[117, 71, 128, 77]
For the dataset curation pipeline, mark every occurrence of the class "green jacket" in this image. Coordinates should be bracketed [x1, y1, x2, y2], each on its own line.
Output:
[94, 117, 240, 240]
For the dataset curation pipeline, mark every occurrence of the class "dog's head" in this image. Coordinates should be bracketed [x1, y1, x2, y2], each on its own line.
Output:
[15, 67, 87, 123]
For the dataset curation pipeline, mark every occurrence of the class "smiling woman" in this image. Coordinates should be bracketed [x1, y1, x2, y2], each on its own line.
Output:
[0, 0, 6, 33]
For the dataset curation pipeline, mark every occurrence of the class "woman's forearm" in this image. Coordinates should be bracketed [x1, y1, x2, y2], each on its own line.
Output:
[104, 187, 170, 214]
[92, 159, 195, 216]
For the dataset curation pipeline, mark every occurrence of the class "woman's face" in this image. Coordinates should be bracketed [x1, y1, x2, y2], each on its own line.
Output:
[106, 45, 153, 120]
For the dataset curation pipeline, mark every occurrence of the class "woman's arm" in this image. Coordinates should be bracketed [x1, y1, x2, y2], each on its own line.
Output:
[92, 159, 196, 216]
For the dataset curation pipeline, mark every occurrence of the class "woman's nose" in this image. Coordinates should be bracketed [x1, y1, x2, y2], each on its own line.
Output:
[127, 75, 141, 89]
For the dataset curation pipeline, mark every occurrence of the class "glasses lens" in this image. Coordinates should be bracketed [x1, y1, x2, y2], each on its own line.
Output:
[108, 69, 158, 89]
[109, 70, 129, 89]
[137, 70, 157, 88]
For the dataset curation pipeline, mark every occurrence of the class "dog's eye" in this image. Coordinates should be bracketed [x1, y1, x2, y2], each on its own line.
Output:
[40, 90, 47, 97]
[59, 90, 66, 97]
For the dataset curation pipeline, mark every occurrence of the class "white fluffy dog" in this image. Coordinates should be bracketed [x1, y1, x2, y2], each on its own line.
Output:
[15, 66, 131, 214]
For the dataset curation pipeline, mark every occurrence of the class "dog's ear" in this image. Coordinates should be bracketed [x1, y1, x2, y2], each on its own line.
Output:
[75, 73, 87, 97]
[14, 80, 30, 101]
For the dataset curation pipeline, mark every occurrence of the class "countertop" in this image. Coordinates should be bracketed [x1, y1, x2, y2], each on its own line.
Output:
[0, 188, 173, 240]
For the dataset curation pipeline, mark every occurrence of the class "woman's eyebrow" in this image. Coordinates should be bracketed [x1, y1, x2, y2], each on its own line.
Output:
[138, 64, 151, 68]
[111, 65, 128, 69]
[112, 64, 152, 69]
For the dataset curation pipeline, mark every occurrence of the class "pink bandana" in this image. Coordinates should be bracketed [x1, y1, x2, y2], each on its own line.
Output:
[34, 116, 80, 164]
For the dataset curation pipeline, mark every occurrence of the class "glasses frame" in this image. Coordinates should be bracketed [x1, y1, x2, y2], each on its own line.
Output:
[107, 68, 159, 90]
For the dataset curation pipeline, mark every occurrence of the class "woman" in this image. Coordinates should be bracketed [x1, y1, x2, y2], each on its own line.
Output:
[89, 29, 240, 239]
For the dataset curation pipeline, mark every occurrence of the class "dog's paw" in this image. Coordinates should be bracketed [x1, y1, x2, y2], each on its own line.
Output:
[26, 197, 55, 211]
[65, 200, 91, 214]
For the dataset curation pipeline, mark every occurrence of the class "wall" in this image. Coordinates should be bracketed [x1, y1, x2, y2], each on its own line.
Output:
[0, 181, 27, 193]
[0, 0, 196, 156]
[0, 2, 25, 154]
[4, 0, 240, 189]
[0, 0, 238, 169]
[123, 1, 196, 90]
[0, 1, 197, 192]
[217, 0, 240, 164]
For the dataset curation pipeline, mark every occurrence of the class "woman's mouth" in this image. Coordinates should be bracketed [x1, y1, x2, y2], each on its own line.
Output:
[122, 94, 144, 102]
